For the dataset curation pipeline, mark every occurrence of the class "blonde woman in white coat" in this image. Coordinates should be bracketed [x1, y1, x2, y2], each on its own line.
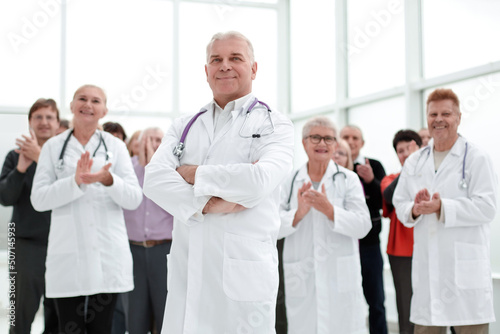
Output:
[279, 116, 371, 334]
[31, 85, 142, 333]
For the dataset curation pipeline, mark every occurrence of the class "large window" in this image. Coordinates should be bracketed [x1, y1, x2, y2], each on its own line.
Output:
[1, 0, 61, 108]
[422, 0, 500, 78]
[66, 0, 174, 116]
[347, 0, 405, 98]
[290, 0, 336, 113]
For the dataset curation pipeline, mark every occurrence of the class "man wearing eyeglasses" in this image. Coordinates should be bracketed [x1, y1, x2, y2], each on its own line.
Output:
[341, 125, 388, 334]
[0, 98, 60, 334]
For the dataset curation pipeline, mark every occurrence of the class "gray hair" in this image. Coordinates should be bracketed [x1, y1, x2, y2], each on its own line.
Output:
[206, 31, 255, 65]
[302, 116, 337, 139]
[341, 124, 364, 141]
[138, 127, 164, 141]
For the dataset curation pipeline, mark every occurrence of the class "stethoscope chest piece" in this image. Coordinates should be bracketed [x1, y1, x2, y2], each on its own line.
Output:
[459, 178, 468, 190]
[173, 143, 185, 158]
[56, 159, 64, 170]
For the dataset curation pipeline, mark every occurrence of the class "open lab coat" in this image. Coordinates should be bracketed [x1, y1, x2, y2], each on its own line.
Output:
[31, 130, 142, 298]
[393, 136, 498, 326]
[279, 161, 371, 334]
[143, 95, 294, 334]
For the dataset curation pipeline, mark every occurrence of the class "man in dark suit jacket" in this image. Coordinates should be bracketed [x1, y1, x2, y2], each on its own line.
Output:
[0, 98, 60, 334]
[341, 125, 387, 334]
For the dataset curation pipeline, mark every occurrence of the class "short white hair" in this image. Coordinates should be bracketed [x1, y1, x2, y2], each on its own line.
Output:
[206, 31, 255, 65]
[302, 116, 337, 139]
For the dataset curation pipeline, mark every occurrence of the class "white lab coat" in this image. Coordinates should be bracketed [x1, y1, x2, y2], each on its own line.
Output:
[279, 161, 371, 334]
[143, 95, 294, 334]
[393, 136, 498, 326]
[31, 129, 142, 298]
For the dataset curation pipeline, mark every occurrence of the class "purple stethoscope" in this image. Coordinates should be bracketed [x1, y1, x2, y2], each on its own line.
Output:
[173, 98, 274, 158]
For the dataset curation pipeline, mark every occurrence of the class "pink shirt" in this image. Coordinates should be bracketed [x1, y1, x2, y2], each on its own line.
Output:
[124, 156, 173, 241]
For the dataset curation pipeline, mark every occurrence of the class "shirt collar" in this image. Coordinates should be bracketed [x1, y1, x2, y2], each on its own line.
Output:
[354, 154, 365, 165]
[211, 93, 254, 114]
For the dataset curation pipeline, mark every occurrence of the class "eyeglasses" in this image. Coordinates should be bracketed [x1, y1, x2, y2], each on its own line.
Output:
[307, 135, 336, 145]
[32, 114, 56, 122]
[334, 151, 347, 157]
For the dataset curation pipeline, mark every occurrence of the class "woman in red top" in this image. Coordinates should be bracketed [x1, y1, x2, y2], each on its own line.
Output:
[381, 130, 421, 334]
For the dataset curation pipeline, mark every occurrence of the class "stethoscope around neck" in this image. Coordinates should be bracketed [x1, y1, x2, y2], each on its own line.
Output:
[411, 141, 469, 190]
[56, 129, 111, 170]
[285, 162, 347, 210]
[172, 97, 274, 158]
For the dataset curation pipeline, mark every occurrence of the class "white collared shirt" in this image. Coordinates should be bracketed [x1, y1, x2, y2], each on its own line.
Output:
[212, 93, 253, 136]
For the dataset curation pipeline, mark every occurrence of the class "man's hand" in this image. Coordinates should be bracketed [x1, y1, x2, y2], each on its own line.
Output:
[408, 140, 419, 154]
[412, 189, 441, 218]
[356, 158, 375, 183]
[15, 151, 33, 173]
[202, 197, 246, 214]
[15, 129, 40, 172]
[177, 165, 198, 185]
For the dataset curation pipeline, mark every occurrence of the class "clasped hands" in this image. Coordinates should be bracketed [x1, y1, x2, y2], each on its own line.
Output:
[293, 182, 333, 225]
[411, 188, 441, 219]
[176, 164, 245, 214]
[75, 151, 113, 186]
[138, 133, 155, 167]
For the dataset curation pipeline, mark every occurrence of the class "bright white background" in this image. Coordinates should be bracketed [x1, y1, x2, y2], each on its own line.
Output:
[1, 0, 500, 331]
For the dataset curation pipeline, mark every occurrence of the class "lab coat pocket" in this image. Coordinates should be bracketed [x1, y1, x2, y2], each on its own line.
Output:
[223, 233, 276, 302]
[337, 255, 361, 293]
[455, 242, 490, 289]
[283, 260, 308, 298]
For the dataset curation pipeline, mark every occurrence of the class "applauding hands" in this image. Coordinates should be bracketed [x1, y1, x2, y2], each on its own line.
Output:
[75, 151, 113, 186]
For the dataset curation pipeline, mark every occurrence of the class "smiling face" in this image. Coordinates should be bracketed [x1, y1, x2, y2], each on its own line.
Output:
[303, 126, 337, 164]
[340, 126, 364, 161]
[205, 37, 257, 108]
[70, 86, 108, 127]
[427, 99, 461, 151]
[29, 107, 59, 143]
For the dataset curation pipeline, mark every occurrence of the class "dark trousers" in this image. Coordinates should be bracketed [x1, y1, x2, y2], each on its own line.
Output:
[9, 238, 58, 334]
[54, 294, 117, 334]
[111, 293, 128, 334]
[127, 242, 171, 334]
[275, 238, 287, 334]
[360, 243, 387, 334]
[389, 255, 413, 334]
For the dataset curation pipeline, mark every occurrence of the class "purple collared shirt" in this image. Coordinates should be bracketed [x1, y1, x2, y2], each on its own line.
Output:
[124, 156, 174, 241]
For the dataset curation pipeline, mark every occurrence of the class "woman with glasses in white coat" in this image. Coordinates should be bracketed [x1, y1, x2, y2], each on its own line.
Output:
[31, 85, 142, 333]
[279, 116, 371, 334]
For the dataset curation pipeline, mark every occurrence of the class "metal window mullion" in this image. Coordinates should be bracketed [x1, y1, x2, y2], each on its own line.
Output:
[277, 0, 290, 115]
[334, 0, 348, 126]
[404, 0, 424, 129]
